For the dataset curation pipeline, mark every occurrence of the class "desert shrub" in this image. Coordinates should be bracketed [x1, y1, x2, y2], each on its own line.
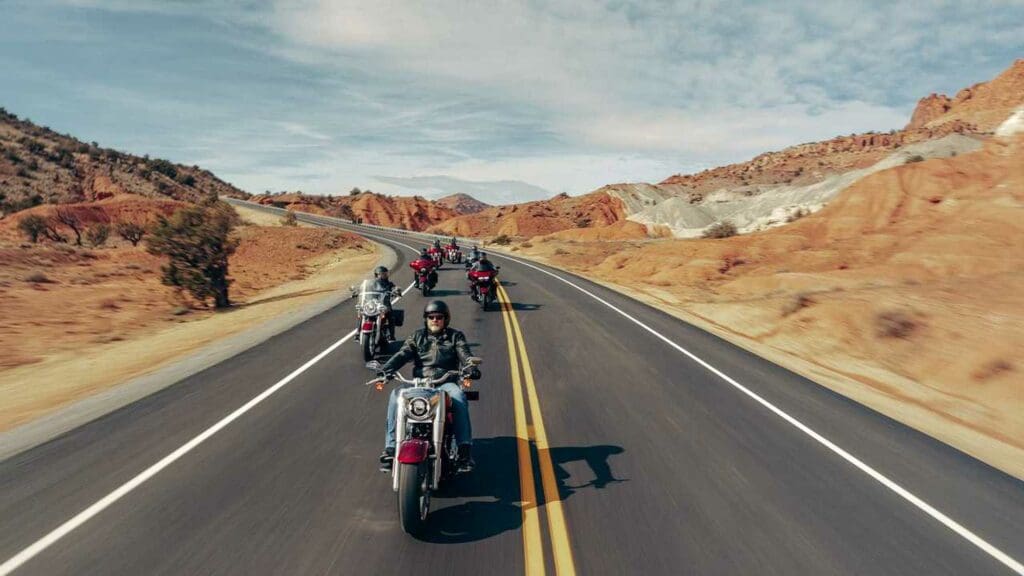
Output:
[282, 211, 298, 226]
[115, 221, 146, 246]
[177, 173, 197, 186]
[86, 223, 110, 246]
[702, 220, 738, 239]
[553, 248, 569, 255]
[349, 187, 361, 196]
[520, 241, 533, 248]
[904, 154, 925, 164]
[149, 158, 178, 179]
[575, 217, 592, 228]
[146, 204, 239, 308]
[492, 234, 512, 245]
[54, 207, 85, 246]
[875, 310, 920, 339]
[18, 214, 48, 243]
[24, 271, 54, 283]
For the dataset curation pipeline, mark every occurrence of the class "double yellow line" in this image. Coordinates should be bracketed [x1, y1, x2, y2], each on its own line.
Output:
[496, 282, 576, 576]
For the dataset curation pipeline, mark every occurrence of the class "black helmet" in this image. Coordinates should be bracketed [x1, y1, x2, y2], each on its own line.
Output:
[420, 248, 429, 257]
[423, 299, 450, 326]
[373, 265, 388, 278]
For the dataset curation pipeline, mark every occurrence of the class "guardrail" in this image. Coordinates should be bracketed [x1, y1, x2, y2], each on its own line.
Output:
[223, 198, 483, 249]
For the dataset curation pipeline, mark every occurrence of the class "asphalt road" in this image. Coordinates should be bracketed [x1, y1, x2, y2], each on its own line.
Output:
[1, 205, 1022, 575]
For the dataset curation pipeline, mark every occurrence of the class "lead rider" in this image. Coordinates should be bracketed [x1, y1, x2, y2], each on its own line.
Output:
[377, 300, 479, 473]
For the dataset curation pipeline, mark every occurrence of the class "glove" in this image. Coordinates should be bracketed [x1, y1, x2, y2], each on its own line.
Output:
[464, 367, 481, 380]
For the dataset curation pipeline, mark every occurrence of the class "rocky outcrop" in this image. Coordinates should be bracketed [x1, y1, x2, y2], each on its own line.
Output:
[435, 193, 490, 215]
[906, 59, 1024, 132]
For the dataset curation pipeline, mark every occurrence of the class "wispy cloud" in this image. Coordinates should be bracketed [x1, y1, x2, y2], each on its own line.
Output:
[3, 0, 1022, 196]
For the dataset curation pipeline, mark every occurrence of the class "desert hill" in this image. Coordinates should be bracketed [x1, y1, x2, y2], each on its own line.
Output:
[436, 193, 490, 215]
[251, 191, 460, 231]
[427, 190, 627, 238]
[907, 59, 1024, 132]
[513, 121, 1024, 476]
[0, 109, 247, 217]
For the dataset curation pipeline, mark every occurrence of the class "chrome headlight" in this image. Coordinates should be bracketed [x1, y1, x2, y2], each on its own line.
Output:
[406, 395, 438, 421]
[409, 397, 430, 418]
[362, 302, 379, 316]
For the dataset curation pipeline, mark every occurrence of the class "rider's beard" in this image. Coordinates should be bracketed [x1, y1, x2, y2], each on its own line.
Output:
[427, 321, 444, 334]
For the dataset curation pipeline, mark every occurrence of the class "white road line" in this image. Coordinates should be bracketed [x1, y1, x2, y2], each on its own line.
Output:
[0, 280, 416, 576]
[490, 252, 1024, 575]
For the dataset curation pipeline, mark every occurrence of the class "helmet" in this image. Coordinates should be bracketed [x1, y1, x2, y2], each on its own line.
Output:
[420, 248, 429, 257]
[423, 299, 450, 326]
[373, 265, 389, 279]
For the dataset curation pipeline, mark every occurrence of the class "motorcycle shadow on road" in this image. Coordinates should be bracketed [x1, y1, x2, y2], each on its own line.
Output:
[424, 289, 464, 297]
[413, 437, 624, 544]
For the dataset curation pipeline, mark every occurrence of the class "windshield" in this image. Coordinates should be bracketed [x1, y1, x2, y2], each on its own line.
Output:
[358, 279, 386, 306]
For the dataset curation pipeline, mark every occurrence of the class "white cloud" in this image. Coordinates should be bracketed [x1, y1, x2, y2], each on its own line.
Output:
[17, 0, 1024, 195]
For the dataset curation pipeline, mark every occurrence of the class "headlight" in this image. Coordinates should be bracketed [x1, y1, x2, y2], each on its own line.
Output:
[409, 397, 430, 418]
[362, 302, 378, 316]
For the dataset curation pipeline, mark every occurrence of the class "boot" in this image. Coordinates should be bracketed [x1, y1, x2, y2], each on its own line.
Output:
[457, 444, 475, 473]
[379, 447, 395, 473]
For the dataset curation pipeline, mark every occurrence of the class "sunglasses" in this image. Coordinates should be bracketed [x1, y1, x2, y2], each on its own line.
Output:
[425, 314, 445, 321]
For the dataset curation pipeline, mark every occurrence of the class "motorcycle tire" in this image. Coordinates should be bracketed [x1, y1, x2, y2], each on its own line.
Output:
[398, 462, 428, 535]
[360, 333, 373, 362]
[421, 284, 430, 297]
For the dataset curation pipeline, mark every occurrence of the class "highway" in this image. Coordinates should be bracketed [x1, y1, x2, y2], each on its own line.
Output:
[1, 204, 1022, 575]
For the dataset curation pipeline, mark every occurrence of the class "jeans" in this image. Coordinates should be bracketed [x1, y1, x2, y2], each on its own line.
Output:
[385, 382, 472, 449]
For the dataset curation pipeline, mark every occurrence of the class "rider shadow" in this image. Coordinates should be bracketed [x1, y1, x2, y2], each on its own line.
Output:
[510, 302, 542, 312]
[414, 438, 625, 544]
[547, 444, 627, 499]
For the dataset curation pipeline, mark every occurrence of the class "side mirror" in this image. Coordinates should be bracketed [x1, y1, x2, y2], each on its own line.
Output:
[466, 356, 483, 366]
[496, 266, 501, 270]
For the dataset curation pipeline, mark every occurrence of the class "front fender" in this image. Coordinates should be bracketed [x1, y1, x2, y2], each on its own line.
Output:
[398, 438, 430, 464]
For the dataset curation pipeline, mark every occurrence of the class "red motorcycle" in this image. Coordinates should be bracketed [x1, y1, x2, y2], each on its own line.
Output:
[410, 259, 438, 296]
[427, 246, 444, 269]
[445, 245, 462, 264]
[468, 267, 499, 310]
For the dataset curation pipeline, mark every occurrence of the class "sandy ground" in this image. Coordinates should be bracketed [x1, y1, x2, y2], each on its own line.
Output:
[506, 136, 1024, 479]
[0, 203, 377, 431]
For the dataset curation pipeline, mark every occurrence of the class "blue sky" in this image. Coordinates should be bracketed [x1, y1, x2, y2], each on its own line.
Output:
[2, 1, 1021, 201]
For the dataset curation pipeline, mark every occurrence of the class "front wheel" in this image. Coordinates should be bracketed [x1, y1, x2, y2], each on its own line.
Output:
[360, 332, 373, 362]
[421, 283, 430, 297]
[398, 462, 428, 535]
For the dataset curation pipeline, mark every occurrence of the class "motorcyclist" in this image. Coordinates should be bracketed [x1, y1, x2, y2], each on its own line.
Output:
[468, 254, 498, 301]
[377, 300, 479, 473]
[368, 266, 399, 340]
[465, 246, 482, 268]
[410, 248, 438, 288]
[432, 239, 442, 250]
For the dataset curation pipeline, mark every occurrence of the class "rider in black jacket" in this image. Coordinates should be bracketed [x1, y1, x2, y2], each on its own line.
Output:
[357, 266, 399, 340]
[377, 300, 478, 472]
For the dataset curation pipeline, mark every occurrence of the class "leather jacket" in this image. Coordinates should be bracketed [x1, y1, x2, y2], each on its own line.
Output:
[370, 278, 396, 307]
[381, 327, 473, 381]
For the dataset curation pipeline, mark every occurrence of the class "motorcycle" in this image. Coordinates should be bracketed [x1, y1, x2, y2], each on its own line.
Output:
[445, 246, 462, 264]
[366, 359, 482, 535]
[410, 260, 437, 296]
[353, 280, 402, 362]
[428, 247, 444, 269]
[468, 267, 499, 310]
